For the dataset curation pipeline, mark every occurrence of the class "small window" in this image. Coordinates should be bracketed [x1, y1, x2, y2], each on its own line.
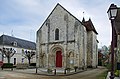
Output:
[55, 28, 59, 40]
[14, 42, 17, 46]
[12, 41, 17, 46]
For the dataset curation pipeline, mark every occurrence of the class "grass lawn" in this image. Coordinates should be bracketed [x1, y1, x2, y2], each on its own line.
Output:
[96, 70, 108, 79]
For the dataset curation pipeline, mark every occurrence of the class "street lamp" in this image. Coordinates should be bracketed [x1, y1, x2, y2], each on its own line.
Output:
[107, 4, 118, 79]
[107, 4, 118, 20]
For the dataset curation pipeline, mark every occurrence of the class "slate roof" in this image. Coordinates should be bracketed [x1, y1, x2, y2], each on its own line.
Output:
[82, 18, 98, 34]
[0, 35, 36, 50]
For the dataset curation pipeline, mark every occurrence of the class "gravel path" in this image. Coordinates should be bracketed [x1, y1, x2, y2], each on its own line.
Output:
[0, 66, 107, 79]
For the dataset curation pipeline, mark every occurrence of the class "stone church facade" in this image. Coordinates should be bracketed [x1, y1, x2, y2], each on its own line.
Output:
[36, 3, 98, 69]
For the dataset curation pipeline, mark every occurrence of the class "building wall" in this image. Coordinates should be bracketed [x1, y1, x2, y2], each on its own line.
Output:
[117, 35, 120, 62]
[92, 32, 98, 68]
[37, 5, 87, 69]
[36, 4, 98, 69]
[87, 31, 92, 67]
[0, 45, 36, 64]
[87, 31, 98, 68]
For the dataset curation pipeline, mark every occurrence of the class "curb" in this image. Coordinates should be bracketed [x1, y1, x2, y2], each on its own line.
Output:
[35, 70, 85, 76]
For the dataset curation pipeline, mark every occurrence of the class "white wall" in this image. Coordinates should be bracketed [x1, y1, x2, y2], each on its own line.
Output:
[0, 45, 36, 64]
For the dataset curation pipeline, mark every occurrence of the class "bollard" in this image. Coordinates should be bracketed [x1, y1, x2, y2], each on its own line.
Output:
[74, 66, 78, 72]
[74, 67, 77, 72]
[64, 69, 66, 74]
[54, 69, 56, 75]
[36, 67, 37, 73]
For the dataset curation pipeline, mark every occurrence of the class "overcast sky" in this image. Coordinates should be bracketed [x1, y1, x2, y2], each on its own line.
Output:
[0, 0, 119, 48]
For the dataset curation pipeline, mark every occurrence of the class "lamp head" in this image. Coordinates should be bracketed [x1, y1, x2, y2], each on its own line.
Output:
[107, 4, 117, 20]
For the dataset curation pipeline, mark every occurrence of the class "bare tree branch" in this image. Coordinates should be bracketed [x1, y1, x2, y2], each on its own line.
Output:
[0, 48, 16, 63]
[22, 49, 35, 65]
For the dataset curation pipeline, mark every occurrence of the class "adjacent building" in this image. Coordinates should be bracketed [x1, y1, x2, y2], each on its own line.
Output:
[114, 5, 120, 66]
[36, 3, 98, 69]
[0, 34, 36, 65]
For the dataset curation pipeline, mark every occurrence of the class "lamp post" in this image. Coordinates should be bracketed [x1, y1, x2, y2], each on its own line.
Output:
[107, 4, 118, 79]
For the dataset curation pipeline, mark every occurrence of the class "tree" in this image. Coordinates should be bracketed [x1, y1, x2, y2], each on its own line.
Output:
[101, 45, 109, 55]
[0, 48, 16, 63]
[22, 50, 35, 65]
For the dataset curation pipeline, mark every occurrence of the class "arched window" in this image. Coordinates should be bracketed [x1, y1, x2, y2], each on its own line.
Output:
[55, 28, 59, 40]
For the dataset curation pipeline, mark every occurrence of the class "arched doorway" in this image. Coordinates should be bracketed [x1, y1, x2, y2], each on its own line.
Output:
[56, 51, 62, 67]
[50, 45, 64, 68]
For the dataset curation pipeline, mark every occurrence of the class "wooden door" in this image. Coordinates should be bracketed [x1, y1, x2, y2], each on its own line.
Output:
[56, 51, 62, 67]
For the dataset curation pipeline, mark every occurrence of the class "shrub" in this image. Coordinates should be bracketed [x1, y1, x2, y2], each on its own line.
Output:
[47, 68, 52, 73]
[106, 63, 111, 71]
[115, 70, 119, 77]
[1, 63, 13, 68]
[30, 63, 36, 66]
[65, 67, 71, 72]
[74, 66, 78, 72]
[1, 63, 13, 70]
[74, 66, 78, 69]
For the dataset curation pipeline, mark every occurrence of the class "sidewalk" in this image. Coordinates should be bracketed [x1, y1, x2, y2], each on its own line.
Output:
[106, 72, 120, 79]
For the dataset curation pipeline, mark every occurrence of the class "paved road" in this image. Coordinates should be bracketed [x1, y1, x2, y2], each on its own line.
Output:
[67, 67, 107, 79]
[0, 66, 107, 79]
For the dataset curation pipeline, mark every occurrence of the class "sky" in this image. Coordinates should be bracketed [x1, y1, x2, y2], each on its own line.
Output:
[0, 0, 120, 48]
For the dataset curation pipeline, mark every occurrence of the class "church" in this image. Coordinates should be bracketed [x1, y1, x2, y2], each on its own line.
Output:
[36, 3, 98, 70]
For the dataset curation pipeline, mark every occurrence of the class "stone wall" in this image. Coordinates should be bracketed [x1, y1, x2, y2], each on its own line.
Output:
[36, 4, 87, 69]
[87, 31, 98, 68]
[36, 4, 98, 69]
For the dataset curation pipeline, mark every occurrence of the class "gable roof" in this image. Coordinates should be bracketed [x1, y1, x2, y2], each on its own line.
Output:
[38, 3, 98, 35]
[82, 18, 98, 34]
[38, 3, 83, 32]
[0, 35, 36, 50]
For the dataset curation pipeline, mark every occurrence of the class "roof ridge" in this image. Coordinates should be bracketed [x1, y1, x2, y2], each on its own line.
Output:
[1, 34, 35, 44]
[0, 34, 36, 50]
[38, 3, 83, 31]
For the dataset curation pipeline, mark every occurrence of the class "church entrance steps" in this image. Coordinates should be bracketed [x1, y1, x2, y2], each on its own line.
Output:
[36, 67, 85, 75]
